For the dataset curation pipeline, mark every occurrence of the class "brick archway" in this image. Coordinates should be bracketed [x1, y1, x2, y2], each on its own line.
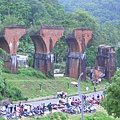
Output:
[0, 37, 10, 53]
[66, 35, 79, 52]
[0, 25, 26, 73]
[30, 25, 64, 75]
[31, 36, 47, 53]
[0, 25, 93, 80]
[94, 45, 116, 81]
[66, 28, 93, 80]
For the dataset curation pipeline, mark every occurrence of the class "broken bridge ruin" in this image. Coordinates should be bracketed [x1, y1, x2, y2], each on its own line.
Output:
[94, 45, 116, 81]
[65, 28, 93, 80]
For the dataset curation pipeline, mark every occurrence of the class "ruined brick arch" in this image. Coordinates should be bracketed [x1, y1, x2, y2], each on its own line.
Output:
[0, 25, 94, 79]
[66, 36, 79, 52]
[0, 37, 10, 53]
[66, 28, 93, 80]
[31, 36, 47, 53]
[30, 26, 64, 74]
[0, 25, 26, 73]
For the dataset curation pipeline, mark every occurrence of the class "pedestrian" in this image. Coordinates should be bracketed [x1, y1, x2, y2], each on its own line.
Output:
[101, 95, 104, 100]
[97, 94, 100, 100]
[9, 104, 13, 113]
[47, 103, 53, 114]
[91, 80, 94, 85]
[92, 95, 95, 100]
[94, 87, 96, 92]
[96, 81, 99, 86]
[86, 87, 89, 91]
[14, 105, 17, 118]
[98, 78, 101, 84]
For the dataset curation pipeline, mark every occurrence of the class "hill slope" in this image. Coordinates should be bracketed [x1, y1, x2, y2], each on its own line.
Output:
[59, 0, 120, 24]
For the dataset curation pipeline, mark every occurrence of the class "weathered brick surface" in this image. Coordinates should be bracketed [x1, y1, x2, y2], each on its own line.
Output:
[31, 26, 64, 75]
[73, 28, 93, 52]
[94, 45, 116, 81]
[31, 26, 64, 53]
[0, 25, 26, 73]
[66, 28, 93, 80]
[2, 25, 26, 54]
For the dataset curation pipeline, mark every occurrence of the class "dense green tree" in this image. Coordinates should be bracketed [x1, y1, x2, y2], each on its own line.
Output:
[116, 47, 120, 68]
[101, 69, 120, 118]
[18, 33, 35, 67]
[59, 0, 120, 24]
[53, 36, 67, 63]
[0, 0, 119, 68]
[101, 22, 120, 47]
[86, 46, 98, 67]
[0, 49, 8, 99]
[0, 48, 24, 100]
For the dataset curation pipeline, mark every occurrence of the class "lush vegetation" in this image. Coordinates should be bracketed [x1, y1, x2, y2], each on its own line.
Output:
[101, 69, 120, 118]
[0, 49, 27, 101]
[0, 116, 5, 120]
[116, 47, 120, 67]
[59, 0, 120, 66]
[0, 0, 120, 119]
[0, 0, 120, 67]
[10, 111, 120, 120]
[59, 0, 120, 24]
[0, 0, 120, 107]
[1, 67, 109, 100]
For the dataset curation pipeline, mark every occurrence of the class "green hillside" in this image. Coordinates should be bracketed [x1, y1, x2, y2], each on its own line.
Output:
[59, 0, 120, 24]
[0, 67, 108, 101]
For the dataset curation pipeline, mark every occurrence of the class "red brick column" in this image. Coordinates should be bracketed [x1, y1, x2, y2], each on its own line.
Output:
[94, 45, 116, 81]
[66, 28, 93, 80]
[30, 26, 64, 75]
[0, 25, 26, 73]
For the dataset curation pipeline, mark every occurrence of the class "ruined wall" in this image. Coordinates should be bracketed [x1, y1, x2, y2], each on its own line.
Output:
[66, 28, 93, 80]
[0, 25, 26, 73]
[4, 25, 26, 54]
[66, 52, 86, 79]
[94, 45, 116, 81]
[31, 26, 64, 75]
[34, 52, 54, 74]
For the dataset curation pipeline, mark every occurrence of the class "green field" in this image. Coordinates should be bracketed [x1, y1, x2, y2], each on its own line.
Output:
[1, 67, 119, 120]
[2, 71, 109, 100]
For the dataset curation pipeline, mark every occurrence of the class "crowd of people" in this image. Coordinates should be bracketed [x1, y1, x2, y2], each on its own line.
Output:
[0, 101, 55, 119]
[0, 92, 104, 119]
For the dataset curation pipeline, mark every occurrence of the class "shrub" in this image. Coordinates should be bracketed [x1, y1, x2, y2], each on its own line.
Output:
[17, 66, 47, 79]
[85, 111, 115, 120]
[0, 116, 5, 120]
[7, 86, 24, 101]
[1, 68, 11, 73]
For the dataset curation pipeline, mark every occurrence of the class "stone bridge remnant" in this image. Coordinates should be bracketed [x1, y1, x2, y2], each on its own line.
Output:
[94, 45, 116, 81]
[0, 25, 26, 73]
[30, 25, 64, 76]
[65, 28, 93, 80]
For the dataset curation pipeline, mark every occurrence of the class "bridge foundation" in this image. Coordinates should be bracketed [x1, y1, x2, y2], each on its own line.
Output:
[94, 45, 116, 81]
[34, 52, 54, 75]
[65, 28, 93, 80]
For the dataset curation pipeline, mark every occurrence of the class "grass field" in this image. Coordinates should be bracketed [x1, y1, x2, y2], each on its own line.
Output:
[1, 68, 119, 120]
[2, 72, 110, 100]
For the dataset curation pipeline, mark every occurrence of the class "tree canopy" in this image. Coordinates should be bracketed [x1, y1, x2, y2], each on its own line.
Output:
[0, 0, 119, 67]
[59, 0, 120, 24]
[101, 69, 120, 118]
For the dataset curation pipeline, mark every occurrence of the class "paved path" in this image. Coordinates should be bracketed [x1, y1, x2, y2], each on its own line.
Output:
[0, 91, 103, 110]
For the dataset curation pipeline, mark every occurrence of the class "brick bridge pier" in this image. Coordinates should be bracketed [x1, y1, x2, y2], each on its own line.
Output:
[65, 28, 93, 80]
[0, 25, 26, 72]
[94, 45, 116, 81]
[30, 25, 64, 76]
